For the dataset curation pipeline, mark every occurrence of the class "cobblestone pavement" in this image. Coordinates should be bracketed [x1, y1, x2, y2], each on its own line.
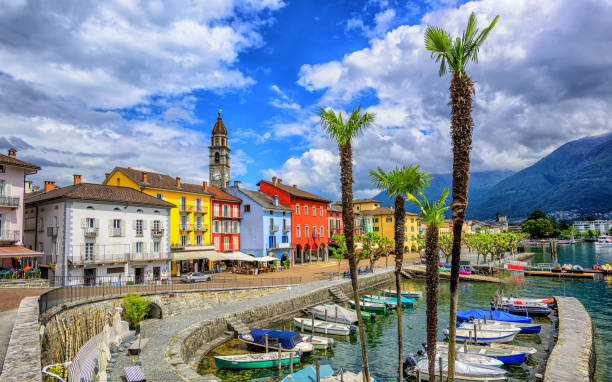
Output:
[108, 269, 395, 382]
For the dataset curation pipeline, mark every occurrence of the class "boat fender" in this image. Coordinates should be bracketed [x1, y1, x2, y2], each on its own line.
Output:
[298, 350, 303, 357]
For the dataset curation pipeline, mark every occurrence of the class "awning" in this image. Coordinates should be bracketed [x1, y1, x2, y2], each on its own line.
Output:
[0, 246, 43, 258]
[254, 256, 278, 262]
[172, 250, 227, 262]
[224, 251, 257, 262]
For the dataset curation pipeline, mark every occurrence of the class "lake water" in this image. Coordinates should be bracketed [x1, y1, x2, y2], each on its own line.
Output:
[199, 242, 610, 381]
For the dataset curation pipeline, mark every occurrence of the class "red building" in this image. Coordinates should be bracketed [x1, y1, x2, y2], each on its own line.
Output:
[207, 186, 242, 252]
[258, 177, 331, 265]
[328, 204, 361, 238]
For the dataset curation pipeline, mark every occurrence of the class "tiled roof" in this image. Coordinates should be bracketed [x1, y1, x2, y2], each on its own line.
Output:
[25, 183, 175, 208]
[258, 180, 331, 203]
[239, 189, 292, 211]
[111, 167, 213, 196]
[353, 198, 381, 204]
[358, 206, 417, 216]
[205, 185, 241, 202]
[0, 153, 40, 173]
[327, 204, 342, 212]
[212, 114, 227, 135]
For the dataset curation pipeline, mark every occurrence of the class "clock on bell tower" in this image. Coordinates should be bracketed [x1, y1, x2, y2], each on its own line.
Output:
[209, 109, 231, 188]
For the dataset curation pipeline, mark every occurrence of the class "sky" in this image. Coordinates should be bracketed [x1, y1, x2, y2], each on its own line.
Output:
[1, 0, 611, 200]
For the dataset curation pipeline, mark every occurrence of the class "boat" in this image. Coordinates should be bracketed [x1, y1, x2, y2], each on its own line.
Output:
[490, 343, 538, 355]
[300, 334, 335, 350]
[594, 264, 612, 274]
[595, 235, 612, 247]
[239, 330, 314, 353]
[381, 289, 423, 298]
[279, 364, 334, 382]
[445, 328, 517, 343]
[462, 319, 541, 334]
[439, 262, 451, 272]
[348, 299, 388, 313]
[293, 317, 355, 336]
[362, 295, 398, 308]
[346, 307, 378, 319]
[364, 294, 415, 307]
[405, 357, 507, 381]
[458, 322, 522, 335]
[499, 297, 555, 306]
[459, 265, 472, 275]
[213, 352, 301, 370]
[436, 343, 528, 365]
[456, 309, 533, 324]
[321, 371, 376, 381]
[492, 301, 552, 317]
[311, 304, 359, 324]
[428, 351, 503, 367]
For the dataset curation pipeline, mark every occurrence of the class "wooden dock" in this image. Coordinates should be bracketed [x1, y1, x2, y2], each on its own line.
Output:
[402, 265, 502, 283]
[525, 270, 595, 279]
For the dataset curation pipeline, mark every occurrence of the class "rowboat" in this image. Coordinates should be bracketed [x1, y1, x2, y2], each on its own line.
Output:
[347, 307, 379, 319]
[458, 322, 522, 335]
[431, 351, 503, 367]
[364, 294, 415, 307]
[500, 297, 555, 306]
[300, 334, 334, 350]
[436, 343, 528, 365]
[311, 304, 358, 324]
[456, 309, 532, 323]
[293, 317, 355, 336]
[463, 319, 542, 334]
[279, 364, 334, 382]
[446, 328, 517, 343]
[381, 289, 423, 298]
[348, 300, 388, 312]
[239, 329, 314, 353]
[321, 371, 376, 381]
[492, 302, 551, 317]
[490, 343, 538, 355]
[213, 352, 301, 370]
[406, 357, 506, 381]
[362, 296, 397, 308]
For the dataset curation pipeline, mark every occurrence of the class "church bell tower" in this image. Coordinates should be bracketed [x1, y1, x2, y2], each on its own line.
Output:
[209, 110, 231, 188]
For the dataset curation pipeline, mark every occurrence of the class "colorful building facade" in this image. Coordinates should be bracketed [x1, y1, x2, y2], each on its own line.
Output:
[360, 207, 419, 250]
[259, 177, 330, 264]
[207, 186, 241, 252]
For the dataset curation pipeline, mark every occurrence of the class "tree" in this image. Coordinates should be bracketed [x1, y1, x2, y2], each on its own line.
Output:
[319, 105, 375, 379]
[608, 227, 612, 235]
[370, 165, 430, 380]
[521, 218, 553, 239]
[527, 209, 548, 221]
[330, 235, 347, 277]
[438, 235, 453, 263]
[407, 188, 450, 380]
[424, 12, 499, 380]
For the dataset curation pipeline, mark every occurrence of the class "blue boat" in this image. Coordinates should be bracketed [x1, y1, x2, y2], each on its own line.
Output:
[457, 309, 533, 324]
[279, 364, 334, 382]
[238, 329, 314, 353]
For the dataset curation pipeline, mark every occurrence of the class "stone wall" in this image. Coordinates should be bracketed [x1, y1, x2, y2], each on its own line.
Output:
[544, 296, 595, 382]
[0, 296, 41, 382]
[40, 287, 285, 368]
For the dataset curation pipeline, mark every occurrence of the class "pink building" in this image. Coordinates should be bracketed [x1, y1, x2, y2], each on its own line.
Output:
[0, 148, 42, 269]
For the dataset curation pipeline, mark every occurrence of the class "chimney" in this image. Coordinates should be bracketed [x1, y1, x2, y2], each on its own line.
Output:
[44, 181, 56, 193]
[128, 166, 133, 170]
[7, 148, 16, 157]
[105, 172, 110, 180]
[142, 171, 148, 183]
[176, 176, 181, 187]
[272, 176, 277, 185]
[73, 174, 81, 185]
[293, 184, 297, 188]
[234, 180, 242, 187]
[277, 178, 282, 184]
[273, 195, 279, 206]
[24, 180, 31, 193]
[202, 181, 207, 191]
[225, 181, 230, 188]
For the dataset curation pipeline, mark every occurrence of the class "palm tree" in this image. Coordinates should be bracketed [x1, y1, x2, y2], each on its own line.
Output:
[425, 12, 498, 379]
[319, 106, 375, 380]
[370, 165, 430, 380]
[407, 189, 449, 380]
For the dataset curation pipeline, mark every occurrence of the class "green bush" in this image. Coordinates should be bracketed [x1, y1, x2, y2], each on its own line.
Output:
[122, 294, 151, 328]
[126, 281, 135, 285]
[283, 259, 291, 269]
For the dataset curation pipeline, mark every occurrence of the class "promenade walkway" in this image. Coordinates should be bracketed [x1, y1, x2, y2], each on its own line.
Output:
[0, 309, 17, 374]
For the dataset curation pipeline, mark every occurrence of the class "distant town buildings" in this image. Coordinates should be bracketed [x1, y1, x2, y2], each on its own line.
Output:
[573, 220, 612, 234]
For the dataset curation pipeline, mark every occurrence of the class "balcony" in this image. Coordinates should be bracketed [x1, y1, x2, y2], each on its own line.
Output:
[270, 225, 279, 233]
[194, 224, 209, 232]
[179, 204, 193, 214]
[46, 226, 58, 237]
[0, 230, 20, 243]
[84, 227, 98, 238]
[179, 224, 193, 232]
[282, 226, 290, 232]
[151, 228, 164, 238]
[135, 229, 144, 237]
[0, 196, 19, 208]
[129, 252, 171, 262]
[194, 206, 208, 215]
[110, 228, 122, 237]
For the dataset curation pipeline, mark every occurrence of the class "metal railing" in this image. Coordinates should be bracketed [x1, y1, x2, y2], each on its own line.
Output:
[179, 204, 193, 213]
[83, 227, 98, 237]
[194, 224, 208, 232]
[194, 206, 208, 214]
[0, 229, 20, 242]
[179, 224, 193, 231]
[68, 251, 171, 265]
[110, 227, 122, 237]
[0, 195, 19, 207]
[38, 274, 302, 316]
[151, 228, 164, 238]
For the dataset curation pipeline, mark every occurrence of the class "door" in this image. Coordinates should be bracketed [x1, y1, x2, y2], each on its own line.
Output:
[135, 267, 144, 284]
[153, 266, 160, 281]
[84, 268, 96, 286]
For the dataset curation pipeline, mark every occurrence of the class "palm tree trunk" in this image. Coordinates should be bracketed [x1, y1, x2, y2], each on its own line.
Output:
[393, 194, 406, 380]
[447, 72, 475, 381]
[425, 224, 440, 379]
[340, 142, 370, 380]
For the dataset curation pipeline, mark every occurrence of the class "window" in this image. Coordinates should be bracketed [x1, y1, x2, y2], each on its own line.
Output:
[214, 237, 220, 250]
[320, 206, 323, 216]
[320, 226, 324, 238]
[155, 193, 165, 200]
[223, 220, 230, 233]
[86, 218, 95, 228]
[304, 205, 308, 216]
[373, 226, 380, 232]
[374, 218, 379, 223]
[215, 152, 220, 163]
[195, 235, 203, 245]
[269, 235, 276, 248]
[135, 219, 143, 235]
[213, 221, 220, 233]
[305, 226, 309, 238]
[233, 236, 239, 250]
[153, 241, 160, 253]
[411, 226, 415, 232]
[282, 219, 287, 232]
[232, 221, 239, 234]
[0, 165, 4, 173]
[153, 220, 161, 231]
[223, 205, 229, 217]
[282, 234, 288, 243]
[135, 242, 143, 253]
[312, 206, 316, 216]
[195, 198, 202, 211]
[244, 204, 251, 213]
[296, 203, 300, 215]
[356, 206, 360, 211]
[224, 236, 229, 250]
[179, 196, 186, 210]
[213, 203, 219, 216]
[386, 217, 393, 223]
[410, 217, 414, 223]
[113, 219, 121, 228]
[113, 207, 120, 211]
[296, 225, 301, 238]
[269, 217, 274, 231]
[232, 205, 238, 217]
[336, 220, 340, 229]
[85, 243, 94, 261]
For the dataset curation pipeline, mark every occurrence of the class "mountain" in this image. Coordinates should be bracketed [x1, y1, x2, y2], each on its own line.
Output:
[468, 132, 612, 220]
[372, 170, 514, 216]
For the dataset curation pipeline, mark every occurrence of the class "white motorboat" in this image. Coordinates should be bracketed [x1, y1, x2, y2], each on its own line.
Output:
[381, 289, 423, 298]
[436, 343, 528, 365]
[408, 358, 506, 381]
[463, 319, 542, 334]
[459, 322, 522, 334]
[446, 328, 517, 344]
[311, 304, 358, 324]
[595, 235, 612, 247]
[490, 343, 538, 355]
[293, 317, 355, 336]
[300, 334, 335, 350]
[431, 351, 503, 367]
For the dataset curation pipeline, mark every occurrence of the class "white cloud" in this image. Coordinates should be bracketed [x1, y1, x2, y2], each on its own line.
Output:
[268, 84, 301, 110]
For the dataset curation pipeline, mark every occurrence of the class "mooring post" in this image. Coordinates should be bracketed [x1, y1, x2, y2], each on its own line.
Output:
[301, 319, 304, 333]
[278, 345, 282, 376]
[335, 305, 338, 323]
[265, 334, 269, 353]
[311, 313, 315, 334]
[438, 355, 443, 382]
[316, 359, 321, 382]
[289, 352, 294, 374]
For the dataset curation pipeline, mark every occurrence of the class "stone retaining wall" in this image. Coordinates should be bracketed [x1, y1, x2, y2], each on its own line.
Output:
[544, 296, 595, 382]
[0, 296, 41, 382]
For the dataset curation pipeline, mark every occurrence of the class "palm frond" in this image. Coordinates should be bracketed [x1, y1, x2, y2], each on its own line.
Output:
[319, 106, 373, 146]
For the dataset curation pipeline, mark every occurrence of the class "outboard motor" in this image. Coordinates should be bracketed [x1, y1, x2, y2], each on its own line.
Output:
[369, 312, 377, 321]
[416, 349, 425, 357]
[403, 355, 418, 371]
[349, 325, 358, 333]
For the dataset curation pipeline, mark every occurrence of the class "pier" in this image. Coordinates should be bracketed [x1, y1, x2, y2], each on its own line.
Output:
[402, 264, 503, 283]
[525, 271, 595, 279]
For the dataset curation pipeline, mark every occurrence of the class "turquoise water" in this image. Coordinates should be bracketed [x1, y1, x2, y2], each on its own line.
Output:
[201, 242, 609, 381]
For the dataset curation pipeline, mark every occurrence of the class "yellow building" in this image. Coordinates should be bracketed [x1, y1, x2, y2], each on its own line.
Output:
[440, 219, 452, 235]
[351, 199, 381, 213]
[104, 167, 217, 275]
[361, 207, 419, 251]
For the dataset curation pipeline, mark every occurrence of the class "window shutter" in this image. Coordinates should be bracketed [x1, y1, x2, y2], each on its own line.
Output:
[108, 220, 113, 236]
[132, 220, 137, 230]
[94, 245, 101, 259]
[132, 242, 137, 253]
[81, 218, 86, 228]
[95, 218, 99, 228]
[143, 242, 147, 253]
[121, 221, 125, 236]
[142, 220, 147, 230]
[5, 183, 11, 196]
[80, 245, 85, 260]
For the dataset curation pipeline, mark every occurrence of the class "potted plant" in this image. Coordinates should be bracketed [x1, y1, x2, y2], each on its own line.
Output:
[122, 294, 151, 334]
[283, 259, 291, 270]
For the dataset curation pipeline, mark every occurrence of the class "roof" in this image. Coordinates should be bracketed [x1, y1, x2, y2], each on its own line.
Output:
[353, 198, 381, 204]
[359, 206, 417, 216]
[205, 185, 241, 202]
[327, 204, 342, 213]
[212, 113, 227, 136]
[239, 188, 292, 211]
[0, 246, 43, 258]
[0, 153, 40, 173]
[258, 180, 331, 203]
[25, 183, 175, 208]
[111, 167, 213, 196]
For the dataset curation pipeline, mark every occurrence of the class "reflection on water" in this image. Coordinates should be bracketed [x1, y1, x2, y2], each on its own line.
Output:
[199, 243, 608, 381]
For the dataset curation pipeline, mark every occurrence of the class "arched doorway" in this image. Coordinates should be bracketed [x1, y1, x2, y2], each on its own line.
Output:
[304, 244, 310, 263]
[145, 302, 163, 319]
[281, 252, 289, 263]
[311, 244, 318, 262]
[295, 245, 302, 264]
[319, 244, 326, 262]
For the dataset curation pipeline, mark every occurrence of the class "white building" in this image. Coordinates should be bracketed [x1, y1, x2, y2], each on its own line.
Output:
[573, 220, 612, 234]
[24, 177, 174, 285]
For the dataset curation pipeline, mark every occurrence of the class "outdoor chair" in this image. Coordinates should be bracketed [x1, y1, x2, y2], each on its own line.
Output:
[124, 366, 146, 382]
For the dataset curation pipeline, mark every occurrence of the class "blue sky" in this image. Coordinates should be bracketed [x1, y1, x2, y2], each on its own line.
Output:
[0, 0, 611, 200]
